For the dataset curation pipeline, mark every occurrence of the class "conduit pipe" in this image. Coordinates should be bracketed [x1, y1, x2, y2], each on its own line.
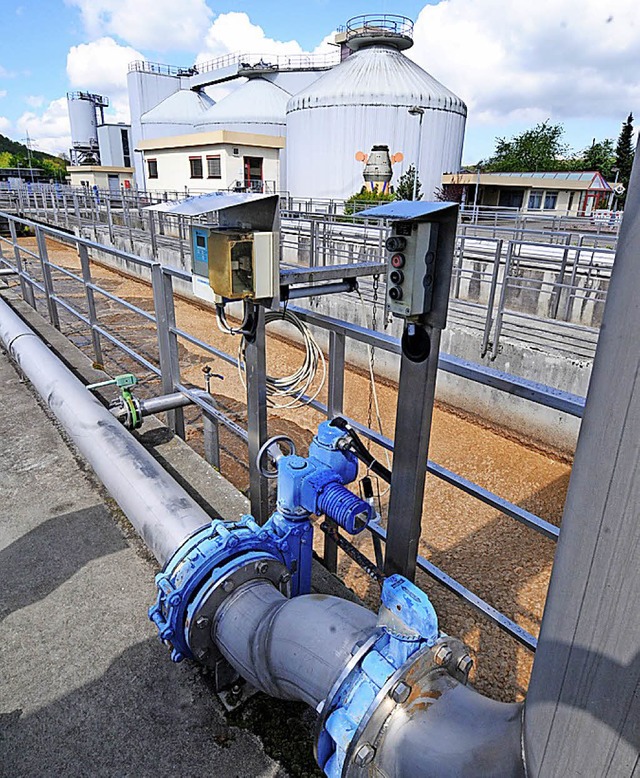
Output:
[0, 296, 210, 565]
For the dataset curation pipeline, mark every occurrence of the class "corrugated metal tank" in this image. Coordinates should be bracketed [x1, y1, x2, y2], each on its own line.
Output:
[140, 89, 214, 138]
[194, 77, 290, 137]
[285, 34, 466, 200]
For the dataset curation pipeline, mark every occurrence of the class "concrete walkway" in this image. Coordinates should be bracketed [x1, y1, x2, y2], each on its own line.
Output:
[0, 349, 285, 777]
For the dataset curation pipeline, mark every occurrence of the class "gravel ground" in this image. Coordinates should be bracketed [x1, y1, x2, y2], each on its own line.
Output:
[13, 235, 572, 703]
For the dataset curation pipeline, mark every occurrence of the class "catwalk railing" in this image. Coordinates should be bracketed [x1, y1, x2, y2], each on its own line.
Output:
[0, 210, 587, 652]
[0, 182, 615, 361]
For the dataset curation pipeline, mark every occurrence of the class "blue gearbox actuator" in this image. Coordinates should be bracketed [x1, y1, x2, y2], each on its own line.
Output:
[149, 421, 374, 665]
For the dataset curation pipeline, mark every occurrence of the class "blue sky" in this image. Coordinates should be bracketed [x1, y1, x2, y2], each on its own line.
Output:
[0, 0, 637, 164]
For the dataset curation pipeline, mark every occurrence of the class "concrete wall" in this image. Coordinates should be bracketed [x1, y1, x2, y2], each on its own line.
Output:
[78, 224, 588, 454]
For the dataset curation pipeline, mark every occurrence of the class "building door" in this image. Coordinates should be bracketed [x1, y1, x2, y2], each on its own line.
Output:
[243, 157, 263, 191]
[107, 174, 120, 194]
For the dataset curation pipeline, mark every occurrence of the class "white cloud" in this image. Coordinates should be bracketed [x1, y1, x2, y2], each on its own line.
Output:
[25, 95, 44, 107]
[0, 65, 15, 79]
[196, 12, 336, 65]
[0, 116, 11, 132]
[67, 37, 144, 124]
[16, 98, 70, 155]
[66, 0, 212, 51]
[0, 90, 7, 99]
[411, 0, 640, 124]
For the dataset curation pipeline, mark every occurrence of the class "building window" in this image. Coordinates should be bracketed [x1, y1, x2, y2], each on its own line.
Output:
[232, 147, 239, 156]
[189, 156, 203, 178]
[121, 129, 131, 167]
[147, 159, 158, 179]
[207, 155, 221, 179]
[544, 191, 558, 210]
[528, 189, 543, 209]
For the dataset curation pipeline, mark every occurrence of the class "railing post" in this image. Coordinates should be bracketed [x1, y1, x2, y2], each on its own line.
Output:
[78, 243, 104, 367]
[481, 238, 503, 358]
[491, 240, 514, 360]
[149, 209, 158, 257]
[34, 225, 60, 329]
[106, 197, 114, 244]
[323, 330, 346, 572]
[8, 219, 36, 308]
[203, 407, 221, 470]
[151, 263, 185, 438]
[244, 303, 269, 523]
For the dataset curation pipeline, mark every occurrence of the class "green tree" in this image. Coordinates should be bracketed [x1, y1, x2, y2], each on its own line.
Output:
[394, 164, 422, 200]
[615, 113, 635, 202]
[484, 121, 569, 172]
[344, 187, 395, 215]
[576, 138, 616, 179]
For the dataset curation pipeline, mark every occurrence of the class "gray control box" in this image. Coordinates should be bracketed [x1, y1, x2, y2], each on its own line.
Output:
[385, 220, 439, 318]
[355, 201, 459, 327]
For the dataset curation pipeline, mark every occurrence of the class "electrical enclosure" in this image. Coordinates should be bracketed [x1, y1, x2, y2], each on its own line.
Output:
[190, 226, 278, 303]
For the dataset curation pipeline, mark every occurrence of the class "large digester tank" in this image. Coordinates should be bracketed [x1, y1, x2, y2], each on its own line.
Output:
[140, 89, 214, 139]
[194, 75, 290, 137]
[285, 15, 467, 200]
[67, 91, 108, 164]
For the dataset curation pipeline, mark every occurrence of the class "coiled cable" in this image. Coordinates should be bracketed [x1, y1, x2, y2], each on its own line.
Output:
[238, 308, 326, 409]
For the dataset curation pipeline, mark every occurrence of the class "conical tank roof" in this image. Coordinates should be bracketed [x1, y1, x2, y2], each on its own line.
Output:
[141, 89, 214, 126]
[287, 44, 466, 116]
[195, 78, 290, 133]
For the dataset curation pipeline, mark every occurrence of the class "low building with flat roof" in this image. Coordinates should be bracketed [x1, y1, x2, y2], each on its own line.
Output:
[442, 170, 613, 216]
[67, 165, 135, 192]
[137, 130, 285, 195]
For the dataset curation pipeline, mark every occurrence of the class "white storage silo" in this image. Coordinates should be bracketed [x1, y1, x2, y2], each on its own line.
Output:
[140, 89, 215, 139]
[285, 15, 467, 200]
[194, 76, 290, 136]
[67, 91, 109, 164]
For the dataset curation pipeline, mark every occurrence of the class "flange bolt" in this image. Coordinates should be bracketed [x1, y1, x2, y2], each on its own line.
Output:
[434, 644, 453, 667]
[389, 680, 411, 703]
[354, 743, 376, 766]
[255, 560, 269, 575]
[457, 654, 474, 676]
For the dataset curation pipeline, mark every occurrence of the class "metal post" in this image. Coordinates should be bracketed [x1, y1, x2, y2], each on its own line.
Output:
[151, 263, 185, 438]
[491, 241, 514, 360]
[244, 303, 269, 523]
[324, 330, 346, 572]
[203, 409, 221, 470]
[34, 226, 60, 329]
[480, 238, 504, 358]
[106, 197, 114, 244]
[149, 209, 158, 257]
[78, 243, 104, 367]
[524, 148, 640, 777]
[384, 322, 442, 581]
[8, 219, 35, 308]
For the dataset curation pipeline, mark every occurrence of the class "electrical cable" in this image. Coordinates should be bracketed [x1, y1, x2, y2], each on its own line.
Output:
[237, 307, 326, 409]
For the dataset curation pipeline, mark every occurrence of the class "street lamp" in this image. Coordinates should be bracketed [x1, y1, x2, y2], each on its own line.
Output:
[608, 166, 620, 211]
[408, 106, 424, 200]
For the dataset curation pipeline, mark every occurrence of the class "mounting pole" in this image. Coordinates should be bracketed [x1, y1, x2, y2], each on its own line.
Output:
[524, 146, 640, 775]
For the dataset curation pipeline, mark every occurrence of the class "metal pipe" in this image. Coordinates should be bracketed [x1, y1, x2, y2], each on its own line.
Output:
[140, 389, 210, 416]
[213, 579, 377, 707]
[523, 148, 640, 774]
[283, 280, 356, 300]
[0, 296, 210, 564]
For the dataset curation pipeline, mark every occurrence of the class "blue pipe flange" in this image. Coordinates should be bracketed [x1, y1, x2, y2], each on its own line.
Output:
[315, 575, 444, 778]
[149, 516, 306, 664]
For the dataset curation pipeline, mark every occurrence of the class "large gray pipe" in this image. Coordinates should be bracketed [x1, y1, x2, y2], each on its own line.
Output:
[524, 152, 640, 773]
[0, 296, 210, 564]
[214, 579, 377, 707]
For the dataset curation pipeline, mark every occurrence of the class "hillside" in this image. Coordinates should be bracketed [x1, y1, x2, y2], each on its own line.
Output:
[0, 134, 67, 179]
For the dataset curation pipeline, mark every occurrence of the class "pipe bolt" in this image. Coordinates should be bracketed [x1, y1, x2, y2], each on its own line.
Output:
[279, 571, 292, 585]
[433, 644, 453, 667]
[195, 616, 210, 630]
[457, 654, 473, 676]
[389, 680, 411, 703]
[255, 560, 269, 575]
[222, 579, 235, 593]
[354, 743, 376, 767]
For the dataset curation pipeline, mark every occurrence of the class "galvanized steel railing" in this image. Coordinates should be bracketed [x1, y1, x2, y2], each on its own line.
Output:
[0, 209, 588, 653]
